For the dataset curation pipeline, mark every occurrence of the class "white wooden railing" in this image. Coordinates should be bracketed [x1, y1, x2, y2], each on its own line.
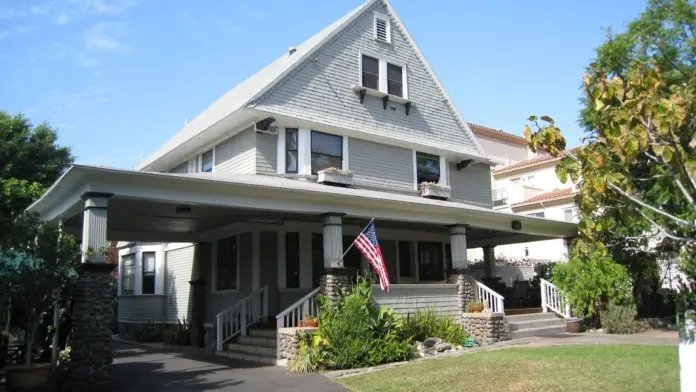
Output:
[215, 285, 269, 351]
[275, 287, 321, 357]
[540, 278, 572, 318]
[474, 280, 505, 313]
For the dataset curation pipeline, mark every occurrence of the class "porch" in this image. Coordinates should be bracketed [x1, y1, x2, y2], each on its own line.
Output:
[28, 165, 577, 363]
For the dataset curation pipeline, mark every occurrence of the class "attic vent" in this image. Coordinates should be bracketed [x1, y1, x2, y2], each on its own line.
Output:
[374, 12, 390, 43]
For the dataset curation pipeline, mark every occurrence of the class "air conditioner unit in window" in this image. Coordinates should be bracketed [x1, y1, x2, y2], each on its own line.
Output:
[254, 117, 277, 135]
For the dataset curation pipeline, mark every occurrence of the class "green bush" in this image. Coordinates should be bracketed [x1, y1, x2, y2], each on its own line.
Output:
[601, 303, 647, 334]
[298, 278, 412, 371]
[131, 319, 164, 342]
[401, 309, 468, 345]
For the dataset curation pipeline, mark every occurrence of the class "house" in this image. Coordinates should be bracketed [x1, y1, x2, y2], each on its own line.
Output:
[27, 0, 576, 367]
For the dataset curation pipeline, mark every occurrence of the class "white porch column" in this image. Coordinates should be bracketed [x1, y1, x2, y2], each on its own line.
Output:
[81, 193, 110, 263]
[320, 213, 353, 302]
[483, 246, 495, 278]
[449, 224, 475, 315]
[70, 192, 115, 390]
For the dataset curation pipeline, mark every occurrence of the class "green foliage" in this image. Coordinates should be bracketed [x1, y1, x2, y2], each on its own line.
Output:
[287, 340, 318, 373]
[302, 278, 412, 370]
[58, 346, 71, 364]
[553, 243, 633, 320]
[600, 303, 647, 334]
[400, 309, 468, 345]
[131, 320, 164, 343]
[465, 302, 485, 313]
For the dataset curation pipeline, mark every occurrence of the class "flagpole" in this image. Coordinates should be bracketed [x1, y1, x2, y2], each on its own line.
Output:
[336, 218, 374, 267]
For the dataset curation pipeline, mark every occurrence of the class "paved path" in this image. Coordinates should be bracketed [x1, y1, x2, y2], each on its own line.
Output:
[111, 341, 348, 391]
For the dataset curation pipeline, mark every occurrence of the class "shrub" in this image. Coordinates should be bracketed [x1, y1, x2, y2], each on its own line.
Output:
[306, 278, 411, 370]
[287, 340, 318, 373]
[401, 309, 468, 345]
[601, 303, 647, 334]
[131, 319, 164, 342]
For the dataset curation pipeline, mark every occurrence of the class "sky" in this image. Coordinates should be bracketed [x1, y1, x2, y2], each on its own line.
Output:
[0, 0, 647, 169]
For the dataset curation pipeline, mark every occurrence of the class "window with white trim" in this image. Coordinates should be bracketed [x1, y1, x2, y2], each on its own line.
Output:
[564, 207, 577, 222]
[215, 236, 238, 291]
[311, 131, 342, 174]
[361, 55, 379, 90]
[360, 54, 407, 98]
[528, 212, 545, 218]
[201, 149, 213, 172]
[416, 152, 440, 185]
[387, 63, 403, 97]
[141, 251, 156, 294]
[286, 128, 298, 173]
[374, 12, 391, 43]
[121, 253, 135, 295]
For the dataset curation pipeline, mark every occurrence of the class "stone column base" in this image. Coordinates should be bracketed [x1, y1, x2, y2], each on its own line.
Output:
[461, 312, 505, 345]
[68, 262, 116, 391]
[455, 269, 477, 314]
[278, 327, 318, 361]
[319, 268, 356, 302]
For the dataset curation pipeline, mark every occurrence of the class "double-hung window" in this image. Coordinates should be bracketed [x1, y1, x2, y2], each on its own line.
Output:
[416, 152, 440, 184]
[285, 128, 298, 173]
[216, 236, 238, 291]
[201, 149, 213, 172]
[360, 54, 407, 98]
[141, 252, 156, 294]
[311, 131, 342, 174]
[387, 63, 403, 97]
[121, 254, 135, 295]
[361, 55, 379, 90]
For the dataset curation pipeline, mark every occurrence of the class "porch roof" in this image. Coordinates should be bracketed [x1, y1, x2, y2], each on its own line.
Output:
[28, 165, 577, 245]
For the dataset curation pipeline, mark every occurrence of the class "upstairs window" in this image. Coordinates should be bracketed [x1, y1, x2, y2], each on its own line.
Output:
[387, 63, 403, 97]
[286, 128, 298, 173]
[528, 212, 545, 218]
[361, 55, 379, 90]
[141, 252, 156, 294]
[416, 152, 440, 184]
[374, 12, 391, 43]
[311, 131, 342, 174]
[201, 149, 214, 172]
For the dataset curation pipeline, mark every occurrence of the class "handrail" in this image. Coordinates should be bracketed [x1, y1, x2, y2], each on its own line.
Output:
[275, 287, 321, 357]
[216, 285, 269, 351]
[474, 280, 505, 313]
[540, 278, 571, 318]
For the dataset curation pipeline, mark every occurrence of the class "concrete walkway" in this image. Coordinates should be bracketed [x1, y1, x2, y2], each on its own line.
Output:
[111, 340, 347, 391]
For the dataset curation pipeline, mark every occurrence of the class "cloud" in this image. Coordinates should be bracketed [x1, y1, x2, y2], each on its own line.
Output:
[0, 6, 28, 19]
[31, 0, 138, 25]
[56, 12, 70, 25]
[80, 58, 102, 67]
[0, 24, 37, 40]
[84, 22, 131, 53]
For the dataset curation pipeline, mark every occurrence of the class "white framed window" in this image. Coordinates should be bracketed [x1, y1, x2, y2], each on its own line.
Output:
[213, 235, 239, 292]
[285, 128, 299, 173]
[141, 251, 156, 295]
[359, 51, 408, 99]
[373, 11, 391, 43]
[311, 130, 343, 174]
[564, 207, 577, 222]
[528, 212, 545, 218]
[277, 127, 348, 175]
[413, 151, 447, 188]
[189, 148, 215, 173]
[121, 253, 135, 295]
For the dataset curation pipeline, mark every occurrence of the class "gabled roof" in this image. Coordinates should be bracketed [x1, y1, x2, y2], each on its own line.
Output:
[468, 123, 527, 145]
[138, 0, 489, 171]
[493, 152, 566, 175]
[512, 187, 574, 207]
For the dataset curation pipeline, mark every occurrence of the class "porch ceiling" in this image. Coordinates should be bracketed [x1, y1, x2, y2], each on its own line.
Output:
[32, 165, 578, 245]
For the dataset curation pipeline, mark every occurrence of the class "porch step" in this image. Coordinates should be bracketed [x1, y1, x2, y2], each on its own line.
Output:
[503, 312, 567, 340]
[237, 336, 277, 348]
[227, 342, 276, 356]
[248, 329, 277, 339]
[215, 349, 282, 366]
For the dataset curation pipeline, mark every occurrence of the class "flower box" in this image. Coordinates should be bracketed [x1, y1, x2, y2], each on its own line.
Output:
[317, 168, 354, 187]
[420, 182, 451, 200]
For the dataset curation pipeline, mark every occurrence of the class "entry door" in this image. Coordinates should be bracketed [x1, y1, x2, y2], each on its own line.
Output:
[418, 242, 444, 282]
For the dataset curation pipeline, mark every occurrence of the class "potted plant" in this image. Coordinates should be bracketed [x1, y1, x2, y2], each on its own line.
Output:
[317, 167, 354, 187]
[419, 182, 451, 200]
[303, 315, 318, 328]
[466, 302, 485, 313]
[0, 213, 81, 391]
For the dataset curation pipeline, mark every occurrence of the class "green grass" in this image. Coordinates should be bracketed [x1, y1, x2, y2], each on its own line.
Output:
[337, 345, 679, 392]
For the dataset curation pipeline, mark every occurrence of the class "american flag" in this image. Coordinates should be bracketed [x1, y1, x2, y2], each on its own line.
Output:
[353, 219, 390, 293]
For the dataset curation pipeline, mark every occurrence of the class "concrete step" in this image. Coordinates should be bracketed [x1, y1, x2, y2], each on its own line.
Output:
[237, 336, 277, 348]
[227, 342, 276, 357]
[505, 318, 565, 332]
[248, 329, 276, 339]
[504, 324, 568, 340]
[215, 349, 283, 366]
[504, 313, 560, 323]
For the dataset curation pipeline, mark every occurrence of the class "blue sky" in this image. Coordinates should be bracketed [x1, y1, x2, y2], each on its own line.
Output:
[0, 0, 646, 169]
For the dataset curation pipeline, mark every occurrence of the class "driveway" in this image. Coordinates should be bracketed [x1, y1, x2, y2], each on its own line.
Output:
[111, 341, 347, 391]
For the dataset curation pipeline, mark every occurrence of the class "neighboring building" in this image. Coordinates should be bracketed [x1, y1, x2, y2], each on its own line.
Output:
[28, 0, 577, 362]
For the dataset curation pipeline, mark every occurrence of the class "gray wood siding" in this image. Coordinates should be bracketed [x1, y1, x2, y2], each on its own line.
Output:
[372, 284, 459, 320]
[164, 245, 196, 323]
[449, 163, 493, 207]
[117, 296, 167, 323]
[215, 127, 256, 173]
[251, 2, 482, 158]
[256, 132, 277, 175]
[169, 161, 188, 173]
[349, 138, 414, 192]
[205, 232, 253, 322]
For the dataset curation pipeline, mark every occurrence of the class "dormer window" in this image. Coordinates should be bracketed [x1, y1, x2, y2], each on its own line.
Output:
[358, 52, 408, 99]
[374, 12, 391, 43]
[387, 63, 403, 97]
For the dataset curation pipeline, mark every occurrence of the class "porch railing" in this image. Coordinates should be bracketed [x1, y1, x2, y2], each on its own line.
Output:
[275, 287, 321, 357]
[540, 278, 572, 318]
[215, 285, 269, 352]
[474, 280, 505, 313]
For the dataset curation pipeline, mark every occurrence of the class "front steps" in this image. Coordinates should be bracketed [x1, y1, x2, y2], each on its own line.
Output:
[504, 312, 568, 339]
[214, 328, 283, 365]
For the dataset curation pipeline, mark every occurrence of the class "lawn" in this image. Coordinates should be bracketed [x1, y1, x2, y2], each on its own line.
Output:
[337, 345, 679, 392]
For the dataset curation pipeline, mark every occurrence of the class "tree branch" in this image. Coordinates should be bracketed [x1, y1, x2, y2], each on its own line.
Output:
[607, 182, 696, 228]
[637, 209, 695, 244]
